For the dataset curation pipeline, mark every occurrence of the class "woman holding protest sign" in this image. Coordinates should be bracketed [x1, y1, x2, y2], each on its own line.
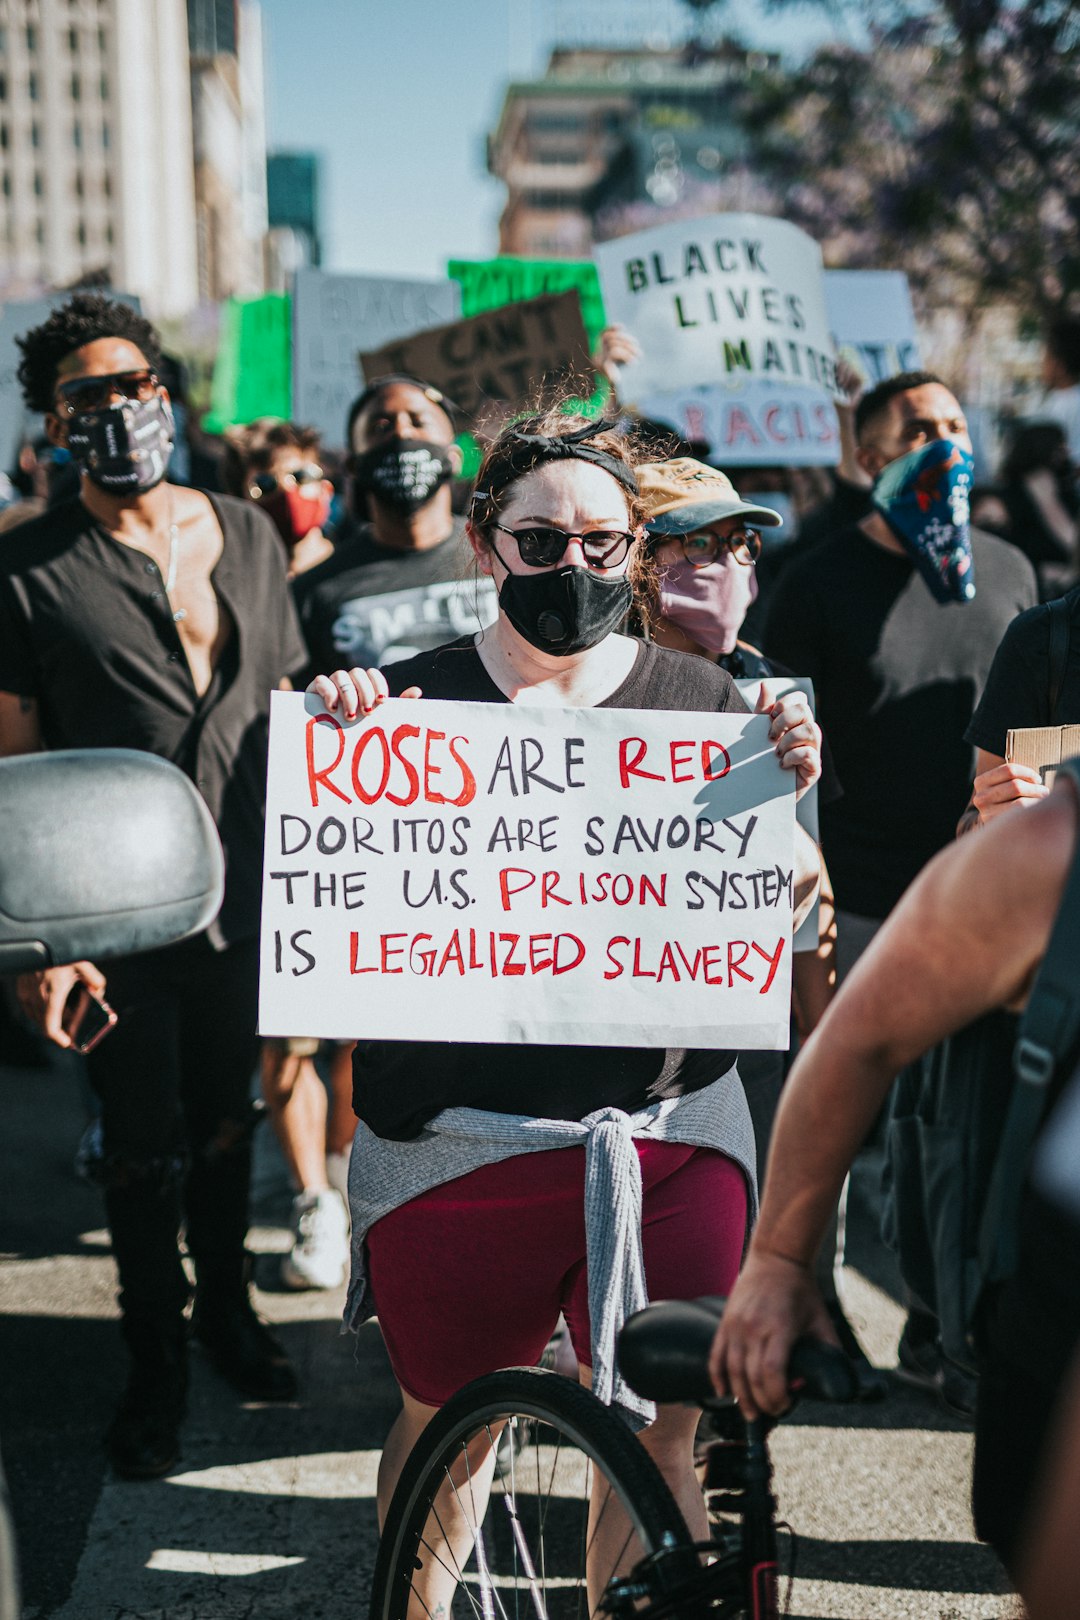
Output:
[306, 409, 822, 1606]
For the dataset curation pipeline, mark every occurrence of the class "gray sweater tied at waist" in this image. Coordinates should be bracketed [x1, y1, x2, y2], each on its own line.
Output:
[345, 1064, 756, 1429]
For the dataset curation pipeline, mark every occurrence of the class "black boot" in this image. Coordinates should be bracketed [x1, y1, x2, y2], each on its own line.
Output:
[192, 1259, 297, 1402]
[106, 1319, 188, 1480]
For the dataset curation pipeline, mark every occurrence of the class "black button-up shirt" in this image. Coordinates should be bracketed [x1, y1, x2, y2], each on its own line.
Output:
[0, 492, 307, 948]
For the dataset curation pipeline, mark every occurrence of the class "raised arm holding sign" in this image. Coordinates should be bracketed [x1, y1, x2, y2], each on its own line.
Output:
[270, 406, 821, 1606]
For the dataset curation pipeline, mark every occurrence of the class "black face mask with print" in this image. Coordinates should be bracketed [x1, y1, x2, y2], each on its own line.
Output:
[67, 395, 175, 494]
[350, 438, 454, 516]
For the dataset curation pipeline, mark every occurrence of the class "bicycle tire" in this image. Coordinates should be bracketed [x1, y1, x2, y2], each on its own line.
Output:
[370, 1367, 694, 1620]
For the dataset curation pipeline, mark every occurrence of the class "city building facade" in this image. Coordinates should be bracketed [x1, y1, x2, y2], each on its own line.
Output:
[0, 0, 198, 316]
[265, 149, 321, 287]
[488, 43, 779, 258]
[187, 0, 269, 303]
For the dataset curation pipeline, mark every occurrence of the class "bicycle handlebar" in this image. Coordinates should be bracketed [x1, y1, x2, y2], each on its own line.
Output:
[617, 1296, 859, 1407]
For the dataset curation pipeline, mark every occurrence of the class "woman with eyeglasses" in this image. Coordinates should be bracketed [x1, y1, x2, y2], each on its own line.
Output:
[307, 410, 823, 1592]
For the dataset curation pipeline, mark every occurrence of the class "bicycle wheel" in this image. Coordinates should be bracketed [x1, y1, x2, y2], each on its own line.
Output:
[371, 1367, 694, 1620]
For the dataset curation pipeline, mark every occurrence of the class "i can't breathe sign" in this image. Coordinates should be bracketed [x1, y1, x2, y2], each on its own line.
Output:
[258, 693, 796, 1048]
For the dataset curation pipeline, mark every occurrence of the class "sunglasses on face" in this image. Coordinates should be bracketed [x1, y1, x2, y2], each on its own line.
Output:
[55, 369, 160, 414]
[676, 527, 762, 568]
[493, 522, 636, 570]
[249, 465, 324, 499]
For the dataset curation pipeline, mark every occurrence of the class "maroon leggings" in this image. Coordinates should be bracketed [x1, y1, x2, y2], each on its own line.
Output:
[366, 1141, 748, 1407]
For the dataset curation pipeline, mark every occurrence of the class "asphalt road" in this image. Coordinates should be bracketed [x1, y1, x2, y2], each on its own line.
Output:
[0, 1047, 1021, 1620]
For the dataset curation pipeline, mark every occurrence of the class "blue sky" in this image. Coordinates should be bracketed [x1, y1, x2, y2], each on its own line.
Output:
[257, 0, 836, 279]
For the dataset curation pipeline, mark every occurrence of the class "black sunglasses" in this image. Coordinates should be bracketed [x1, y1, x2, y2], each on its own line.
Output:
[250, 465, 324, 498]
[493, 522, 637, 570]
[56, 369, 159, 414]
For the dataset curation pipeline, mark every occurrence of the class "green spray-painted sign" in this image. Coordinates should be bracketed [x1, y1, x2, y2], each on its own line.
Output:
[448, 257, 607, 346]
[204, 294, 292, 432]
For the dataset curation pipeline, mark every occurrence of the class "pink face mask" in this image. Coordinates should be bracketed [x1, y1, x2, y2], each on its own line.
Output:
[657, 554, 758, 656]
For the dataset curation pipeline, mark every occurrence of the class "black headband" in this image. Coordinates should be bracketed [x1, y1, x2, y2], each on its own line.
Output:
[472, 418, 638, 513]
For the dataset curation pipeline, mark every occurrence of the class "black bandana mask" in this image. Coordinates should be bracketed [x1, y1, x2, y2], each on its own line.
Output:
[66, 394, 174, 494]
[497, 564, 633, 655]
[350, 437, 455, 516]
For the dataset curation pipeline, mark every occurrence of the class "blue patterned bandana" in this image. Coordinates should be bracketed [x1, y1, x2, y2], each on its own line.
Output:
[872, 439, 976, 604]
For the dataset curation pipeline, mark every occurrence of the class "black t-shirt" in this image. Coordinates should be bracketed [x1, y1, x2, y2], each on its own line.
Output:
[355, 636, 751, 1139]
[967, 586, 1080, 757]
[0, 492, 307, 947]
[292, 515, 497, 682]
[765, 523, 1037, 919]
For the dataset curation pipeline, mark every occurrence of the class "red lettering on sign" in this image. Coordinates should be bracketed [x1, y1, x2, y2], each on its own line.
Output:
[306, 714, 350, 807]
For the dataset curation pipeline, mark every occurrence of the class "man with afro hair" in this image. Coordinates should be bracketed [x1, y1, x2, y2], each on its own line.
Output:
[0, 293, 309, 1478]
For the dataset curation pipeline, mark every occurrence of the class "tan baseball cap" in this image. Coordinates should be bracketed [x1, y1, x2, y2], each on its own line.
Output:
[638, 457, 784, 536]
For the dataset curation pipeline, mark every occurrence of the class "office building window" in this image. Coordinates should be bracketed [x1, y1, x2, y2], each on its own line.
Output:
[101, 120, 109, 150]
[26, 25, 37, 52]
[33, 170, 43, 196]
[0, 75, 6, 101]
[74, 169, 83, 197]
[34, 218, 44, 244]
[1, 124, 10, 150]
[71, 73, 80, 101]
[102, 169, 110, 197]
[72, 119, 82, 150]
[105, 220, 113, 247]
[77, 220, 86, 246]
[69, 26, 79, 52]
[1, 171, 10, 197]
[30, 121, 40, 147]
[28, 72, 38, 101]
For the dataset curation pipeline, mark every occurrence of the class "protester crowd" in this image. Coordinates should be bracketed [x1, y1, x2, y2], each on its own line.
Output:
[3, 289, 1080, 1615]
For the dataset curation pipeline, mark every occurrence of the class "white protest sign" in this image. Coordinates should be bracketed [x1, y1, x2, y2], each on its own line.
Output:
[824, 270, 921, 388]
[595, 213, 839, 402]
[736, 674, 820, 946]
[291, 269, 461, 448]
[260, 692, 795, 1048]
[634, 379, 841, 467]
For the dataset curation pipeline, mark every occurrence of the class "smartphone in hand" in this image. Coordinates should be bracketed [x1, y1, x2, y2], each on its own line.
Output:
[62, 984, 118, 1054]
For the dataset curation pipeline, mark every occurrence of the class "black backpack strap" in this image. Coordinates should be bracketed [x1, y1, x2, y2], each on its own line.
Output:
[978, 758, 1080, 1283]
[1047, 595, 1071, 725]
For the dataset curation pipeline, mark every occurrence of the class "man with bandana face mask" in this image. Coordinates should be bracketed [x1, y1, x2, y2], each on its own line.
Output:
[0, 295, 309, 1480]
[764, 369, 1037, 1406]
[292, 375, 498, 681]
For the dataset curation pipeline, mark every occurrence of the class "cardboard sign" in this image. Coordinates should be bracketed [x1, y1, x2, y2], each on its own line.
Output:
[1006, 726, 1080, 786]
[594, 214, 840, 402]
[291, 269, 461, 448]
[824, 270, 921, 389]
[204, 294, 291, 432]
[0, 292, 141, 470]
[259, 693, 796, 1047]
[359, 291, 593, 426]
[449, 256, 607, 347]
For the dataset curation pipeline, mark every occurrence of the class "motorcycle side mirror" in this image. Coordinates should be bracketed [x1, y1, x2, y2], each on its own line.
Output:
[0, 750, 224, 974]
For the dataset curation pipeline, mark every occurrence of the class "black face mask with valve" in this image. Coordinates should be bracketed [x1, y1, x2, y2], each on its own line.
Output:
[497, 564, 633, 655]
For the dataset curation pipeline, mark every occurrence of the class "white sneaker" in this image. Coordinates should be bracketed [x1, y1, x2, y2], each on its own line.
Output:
[281, 1189, 349, 1291]
[325, 1147, 351, 1207]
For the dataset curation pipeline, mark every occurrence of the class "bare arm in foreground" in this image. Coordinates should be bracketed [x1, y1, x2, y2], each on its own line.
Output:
[710, 782, 1078, 1418]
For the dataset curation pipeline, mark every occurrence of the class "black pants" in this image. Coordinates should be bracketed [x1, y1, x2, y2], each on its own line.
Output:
[86, 934, 261, 1337]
